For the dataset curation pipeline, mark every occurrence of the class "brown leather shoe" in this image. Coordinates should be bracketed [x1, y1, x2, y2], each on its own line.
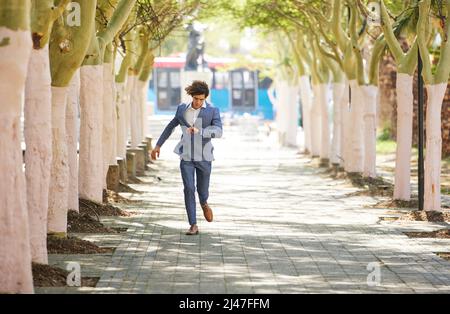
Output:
[201, 203, 213, 222]
[185, 225, 199, 235]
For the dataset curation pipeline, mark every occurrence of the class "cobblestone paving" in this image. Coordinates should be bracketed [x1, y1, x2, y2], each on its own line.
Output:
[36, 123, 450, 294]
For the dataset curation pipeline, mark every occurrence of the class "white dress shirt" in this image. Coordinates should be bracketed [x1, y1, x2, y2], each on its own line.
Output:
[185, 102, 206, 126]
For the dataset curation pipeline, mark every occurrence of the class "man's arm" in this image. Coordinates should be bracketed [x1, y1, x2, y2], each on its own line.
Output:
[202, 107, 223, 139]
[156, 108, 181, 147]
[151, 107, 180, 160]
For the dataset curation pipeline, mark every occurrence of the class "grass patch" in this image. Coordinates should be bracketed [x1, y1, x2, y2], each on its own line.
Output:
[376, 139, 396, 155]
[443, 156, 450, 168]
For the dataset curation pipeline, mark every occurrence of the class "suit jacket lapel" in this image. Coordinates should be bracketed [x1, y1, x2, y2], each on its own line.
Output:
[177, 103, 190, 127]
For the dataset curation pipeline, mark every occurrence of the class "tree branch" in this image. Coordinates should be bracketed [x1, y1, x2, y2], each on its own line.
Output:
[417, 0, 433, 84]
[98, 0, 136, 46]
[380, 0, 404, 62]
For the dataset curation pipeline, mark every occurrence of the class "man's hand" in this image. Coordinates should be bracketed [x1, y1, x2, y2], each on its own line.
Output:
[187, 127, 200, 135]
[151, 145, 161, 160]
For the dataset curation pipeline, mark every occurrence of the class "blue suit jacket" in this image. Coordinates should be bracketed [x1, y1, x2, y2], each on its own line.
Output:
[156, 102, 223, 161]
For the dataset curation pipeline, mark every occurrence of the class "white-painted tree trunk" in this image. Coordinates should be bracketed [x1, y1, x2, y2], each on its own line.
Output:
[125, 75, 136, 148]
[394, 74, 414, 200]
[79, 65, 104, 203]
[424, 83, 447, 211]
[110, 78, 117, 164]
[310, 84, 323, 157]
[299, 76, 312, 154]
[361, 85, 378, 178]
[319, 84, 331, 161]
[347, 80, 364, 173]
[116, 82, 127, 159]
[274, 80, 287, 146]
[48, 87, 69, 234]
[285, 82, 299, 147]
[330, 83, 345, 165]
[141, 81, 149, 140]
[137, 80, 149, 144]
[24, 46, 52, 264]
[66, 69, 80, 212]
[340, 83, 350, 170]
[130, 79, 143, 148]
[0, 28, 34, 293]
[102, 63, 116, 188]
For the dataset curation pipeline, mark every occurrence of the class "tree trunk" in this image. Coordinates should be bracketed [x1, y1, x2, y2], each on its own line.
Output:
[362, 85, 378, 178]
[274, 79, 287, 145]
[394, 73, 414, 200]
[285, 82, 299, 147]
[140, 80, 149, 141]
[102, 63, 116, 188]
[24, 45, 52, 264]
[130, 77, 141, 148]
[319, 83, 331, 162]
[299, 75, 312, 154]
[79, 65, 104, 203]
[66, 69, 80, 212]
[0, 27, 34, 293]
[424, 83, 447, 211]
[310, 84, 323, 157]
[111, 77, 118, 164]
[347, 80, 364, 173]
[125, 75, 136, 148]
[340, 82, 350, 170]
[48, 86, 69, 234]
[136, 80, 149, 145]
[330, 82, 346, 166]
[116, 82, 127, 159]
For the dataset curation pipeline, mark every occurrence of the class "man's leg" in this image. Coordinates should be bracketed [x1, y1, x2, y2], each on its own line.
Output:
[195, 161, 212, 205]
[180, 160, 196, 225]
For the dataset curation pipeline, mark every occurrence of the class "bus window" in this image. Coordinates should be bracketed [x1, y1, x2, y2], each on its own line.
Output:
[156, 69, 181, 110]
[213, 71, 229, 90]
[232, 72, 243, 88]
[243, 71, 255, 88]
[231, 69, 256, 109]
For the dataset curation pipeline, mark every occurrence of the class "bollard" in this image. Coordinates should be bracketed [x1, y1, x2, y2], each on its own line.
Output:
[139, 142, 149, 166]
[117, 157, 128, 182]
[126, 152, 136, 180]
[127, 148, 145, 176]
[106, 164, 120, 192]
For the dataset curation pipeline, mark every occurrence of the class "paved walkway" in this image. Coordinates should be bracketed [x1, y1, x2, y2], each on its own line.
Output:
[36, 122, 450, 294]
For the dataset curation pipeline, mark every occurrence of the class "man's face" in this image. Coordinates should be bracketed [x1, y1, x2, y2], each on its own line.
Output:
[192, 94, 206, 109]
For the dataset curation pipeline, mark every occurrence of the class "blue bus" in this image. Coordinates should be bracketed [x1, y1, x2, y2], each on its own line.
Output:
[148, 55, 274, 120]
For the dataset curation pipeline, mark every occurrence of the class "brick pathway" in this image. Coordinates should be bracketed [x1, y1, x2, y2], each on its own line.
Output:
[36, 122, 450, 294]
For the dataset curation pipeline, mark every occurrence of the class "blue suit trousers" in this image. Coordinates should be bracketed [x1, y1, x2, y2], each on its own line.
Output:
[180, 160, 212, 225]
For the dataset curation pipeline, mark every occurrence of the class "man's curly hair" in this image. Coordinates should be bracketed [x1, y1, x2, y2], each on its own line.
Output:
[185, 80, 209, 97]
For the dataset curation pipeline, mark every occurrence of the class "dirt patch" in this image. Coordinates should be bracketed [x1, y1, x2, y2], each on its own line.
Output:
[118, 182, 142, 193]
[47, 235, 115, 254]
[330, 172, 394, 197]
[399, 210, 450, 223]
[378, 216, 399, 221]
[404, 229, 450, 239]
[435, 252, 450, 261]
[79, 198, 134, 217]
[104, 189, 143, 205]
[67, 210, 126, 233]
[127, 177, 144, 184]
[32, 263, 99, 287]
[371, 199, 419, 209]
